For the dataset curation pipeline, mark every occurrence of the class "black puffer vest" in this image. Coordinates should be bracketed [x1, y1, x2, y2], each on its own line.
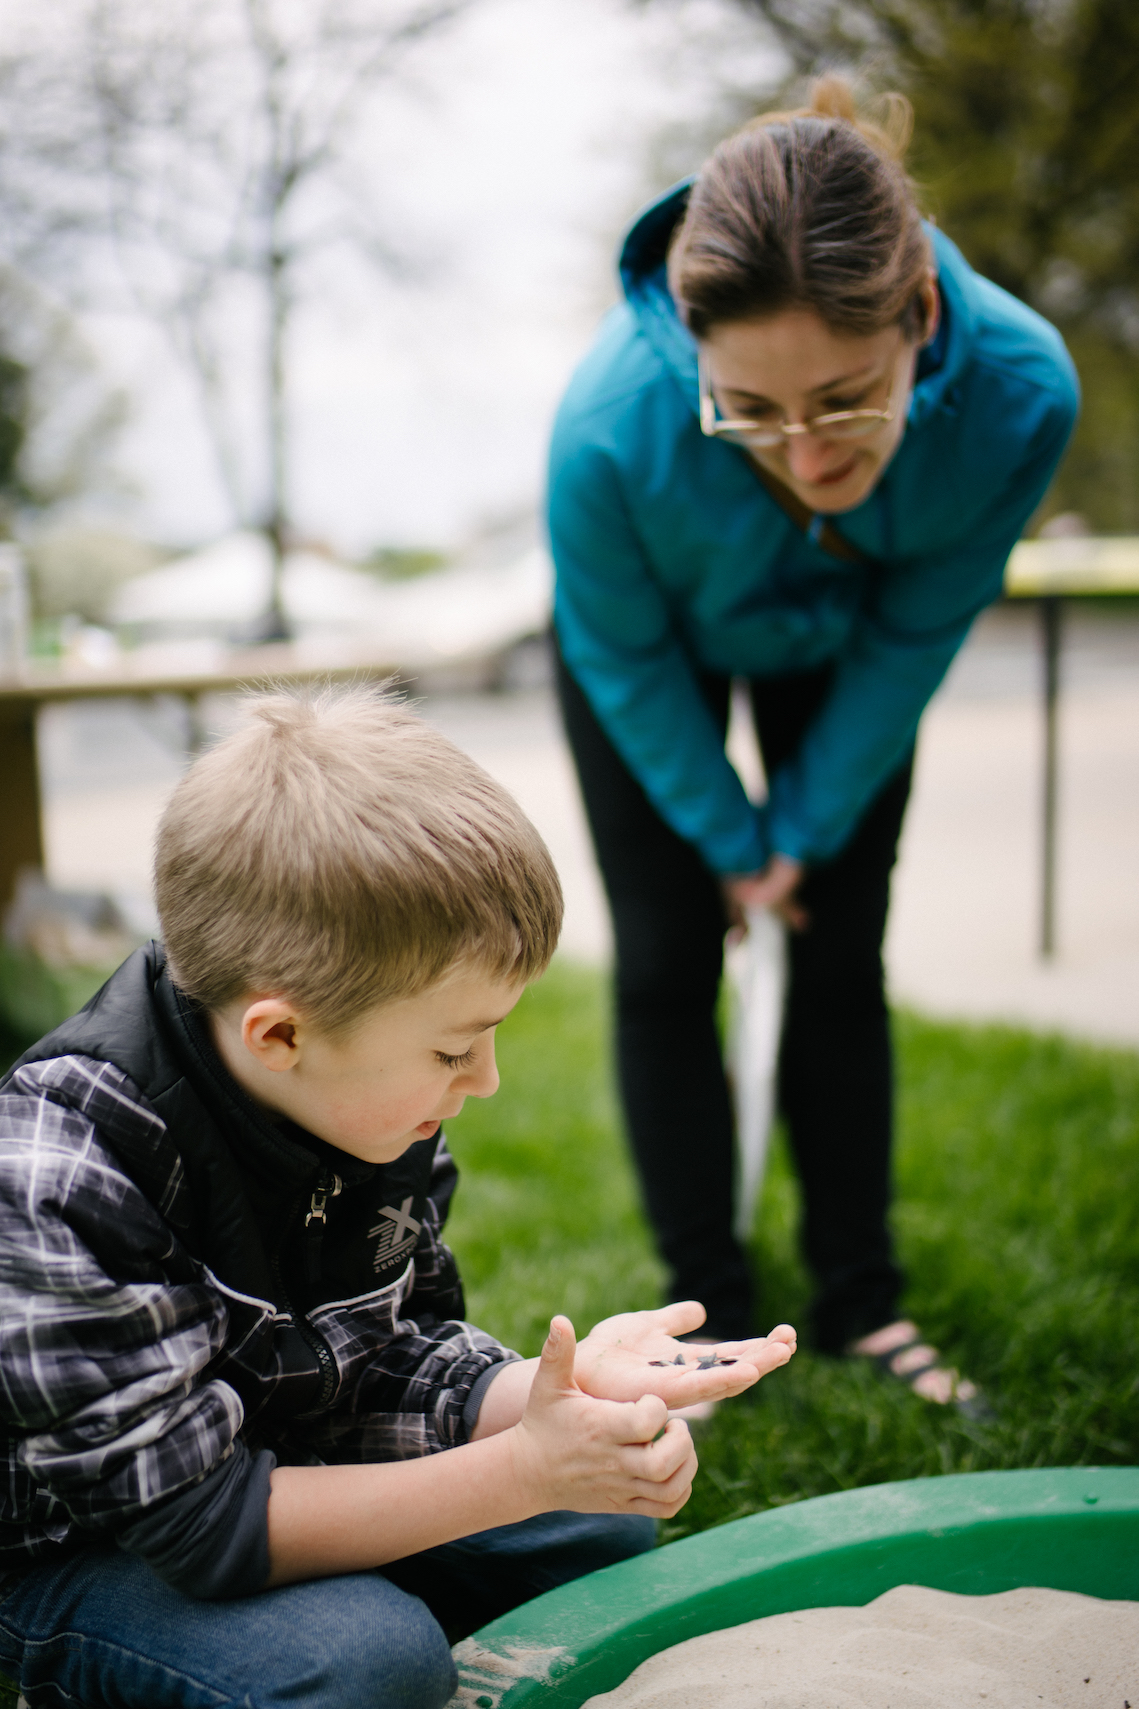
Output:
[11, 944, 463, 1428]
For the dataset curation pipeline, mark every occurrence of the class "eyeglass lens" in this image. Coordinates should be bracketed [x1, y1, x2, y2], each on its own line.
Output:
[732, 414, 888, 446]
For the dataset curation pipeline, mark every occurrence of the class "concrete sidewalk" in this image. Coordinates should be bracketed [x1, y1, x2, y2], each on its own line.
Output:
[885, 602, 1139, 1044]
[37, 603, 1139, 1048]
[887, 675, 1139, 1045]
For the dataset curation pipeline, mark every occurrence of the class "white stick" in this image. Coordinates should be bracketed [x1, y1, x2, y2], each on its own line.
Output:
[724, 906, 787, 1245]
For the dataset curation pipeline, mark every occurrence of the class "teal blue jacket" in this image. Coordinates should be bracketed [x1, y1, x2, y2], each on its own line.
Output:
[548, 184, 1079, 874]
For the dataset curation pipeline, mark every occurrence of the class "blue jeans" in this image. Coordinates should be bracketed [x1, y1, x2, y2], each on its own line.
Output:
[0, 1513, 654, 1709]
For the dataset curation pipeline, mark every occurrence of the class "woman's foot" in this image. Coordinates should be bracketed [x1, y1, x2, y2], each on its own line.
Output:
[847, 1319, 991, 1418]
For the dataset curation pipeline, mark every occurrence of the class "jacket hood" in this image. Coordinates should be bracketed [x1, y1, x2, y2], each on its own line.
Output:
[616, 179, 977, 431]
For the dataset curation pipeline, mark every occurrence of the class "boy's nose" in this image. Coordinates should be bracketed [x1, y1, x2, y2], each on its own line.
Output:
[463, 1047, 499, 1100]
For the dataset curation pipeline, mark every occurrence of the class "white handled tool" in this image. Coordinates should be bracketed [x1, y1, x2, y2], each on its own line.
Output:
[724, 905, 786, 1244]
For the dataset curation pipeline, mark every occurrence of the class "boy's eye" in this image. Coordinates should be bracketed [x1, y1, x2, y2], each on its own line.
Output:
[436, 1047, 476, 1070]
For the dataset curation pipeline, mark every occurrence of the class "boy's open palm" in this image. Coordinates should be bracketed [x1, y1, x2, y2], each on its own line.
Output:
[573, 1301, 796, 1409]
[511, 1316, 697, 1520]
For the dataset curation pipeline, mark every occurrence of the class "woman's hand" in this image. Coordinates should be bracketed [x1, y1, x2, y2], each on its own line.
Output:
[573, 1300, 796, 1410]
[510, 1316, 698, 1518]
[723, 855, 807, 930]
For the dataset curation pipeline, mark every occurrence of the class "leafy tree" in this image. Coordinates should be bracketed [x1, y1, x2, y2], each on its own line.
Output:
[672, 0, 1139, 529]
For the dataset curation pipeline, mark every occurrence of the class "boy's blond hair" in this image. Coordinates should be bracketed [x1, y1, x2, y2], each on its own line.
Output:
[155, 685, 563, 1033]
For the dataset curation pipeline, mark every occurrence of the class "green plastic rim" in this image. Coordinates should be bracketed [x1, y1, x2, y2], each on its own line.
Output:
[450, 1467, 1139, 1708]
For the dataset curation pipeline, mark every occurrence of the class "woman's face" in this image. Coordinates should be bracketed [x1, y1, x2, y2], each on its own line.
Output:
[700, 284, 937, 515]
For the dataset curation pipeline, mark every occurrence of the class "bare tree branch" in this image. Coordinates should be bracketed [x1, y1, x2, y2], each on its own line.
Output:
[0, 0, 479, 633]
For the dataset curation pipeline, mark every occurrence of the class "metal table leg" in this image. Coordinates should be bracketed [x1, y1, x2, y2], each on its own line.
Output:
[1040, 596, 1062, 958]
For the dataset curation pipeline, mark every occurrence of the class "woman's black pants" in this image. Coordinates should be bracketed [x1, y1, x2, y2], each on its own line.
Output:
[556, 652, 913, 1353]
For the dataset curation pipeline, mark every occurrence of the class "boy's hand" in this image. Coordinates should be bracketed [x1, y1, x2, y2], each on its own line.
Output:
[573, 1301, 796, 1410]
[510, 1316, 697, 1519]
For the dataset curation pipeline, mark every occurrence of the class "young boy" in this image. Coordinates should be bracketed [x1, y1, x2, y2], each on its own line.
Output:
[0, 688, 795, 1709]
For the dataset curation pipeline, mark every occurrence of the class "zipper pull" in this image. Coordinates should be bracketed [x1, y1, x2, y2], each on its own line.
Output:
[303, 1170, 342, 1283]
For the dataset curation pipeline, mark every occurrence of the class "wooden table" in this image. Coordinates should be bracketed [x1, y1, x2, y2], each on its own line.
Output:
[0, 638, 398, 912]
[1003, 535, 1139, 957]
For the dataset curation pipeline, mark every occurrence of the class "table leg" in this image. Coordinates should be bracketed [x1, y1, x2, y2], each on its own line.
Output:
[0, 695, 44, 912]
[1040, 596, 1062, 959]
[183, 691, 208, 757]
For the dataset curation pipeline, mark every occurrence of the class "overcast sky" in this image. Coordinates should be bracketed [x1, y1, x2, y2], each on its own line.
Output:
[66, 0, 781, 557]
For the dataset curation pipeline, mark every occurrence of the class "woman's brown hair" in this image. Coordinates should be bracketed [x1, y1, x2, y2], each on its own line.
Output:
[669, 76, 933, 340]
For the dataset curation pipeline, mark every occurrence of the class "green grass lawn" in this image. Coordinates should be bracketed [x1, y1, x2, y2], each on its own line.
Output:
[444, 960, 1139, 1542]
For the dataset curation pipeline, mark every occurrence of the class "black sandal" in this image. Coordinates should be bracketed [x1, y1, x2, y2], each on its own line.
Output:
[854, 1333, 994, 1423]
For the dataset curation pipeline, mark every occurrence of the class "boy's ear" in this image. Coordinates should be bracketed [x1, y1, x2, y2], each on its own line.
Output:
[240, 999, 304, 1072]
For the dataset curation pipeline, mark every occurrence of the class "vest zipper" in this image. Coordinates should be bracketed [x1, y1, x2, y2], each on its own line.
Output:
[291, 1306, 338, 1409]
[273, 1171, 343, 1410]
[304, 1170, 343, 1283]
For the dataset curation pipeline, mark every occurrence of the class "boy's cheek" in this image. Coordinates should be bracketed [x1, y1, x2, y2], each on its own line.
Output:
[316, 1121, 424, 1165]
[312, 1087, 445, 1157]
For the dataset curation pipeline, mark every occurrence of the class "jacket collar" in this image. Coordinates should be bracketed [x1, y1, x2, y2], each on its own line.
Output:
[155, 963, 374, 1191]
[12, 942, 374, 1198]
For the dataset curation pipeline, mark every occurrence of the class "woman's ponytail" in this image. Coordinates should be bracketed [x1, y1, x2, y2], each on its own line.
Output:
[807, 74, 914, 161]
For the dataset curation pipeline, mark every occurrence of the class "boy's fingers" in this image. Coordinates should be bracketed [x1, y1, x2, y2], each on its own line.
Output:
[531, 1314, 578, 1397]
[662, 1364, 759, 1404]
[627, 1491, 693, 1519]
[622, 1442, 690, 1510]
[646, 1416, 695, 1471]
[626, 1417, 695, 1483]
[623, 1461, 697, 1511]
[708, 1327, 796, 1355]
[654, 1300, 707, 1338]
[747, 1340, 794, 1374]
[625, 1455, 697, 1514]
[704, 1332, 796, 1370]
[619, 1391, 669, 1443]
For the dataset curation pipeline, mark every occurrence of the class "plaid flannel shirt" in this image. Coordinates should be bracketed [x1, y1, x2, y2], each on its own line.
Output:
[0, 1051, 516, 1593]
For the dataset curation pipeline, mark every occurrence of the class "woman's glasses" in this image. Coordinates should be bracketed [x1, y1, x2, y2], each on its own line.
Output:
[698, 346, 910, 449]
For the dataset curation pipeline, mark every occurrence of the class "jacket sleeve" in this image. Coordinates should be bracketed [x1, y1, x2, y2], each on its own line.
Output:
[0, 1079, 267, 1597]
[551, 437, 767, 875]
[764, 398, 1077, 862]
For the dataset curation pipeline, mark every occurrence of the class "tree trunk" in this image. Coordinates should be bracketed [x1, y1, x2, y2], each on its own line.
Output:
[257, 237, 291, 643]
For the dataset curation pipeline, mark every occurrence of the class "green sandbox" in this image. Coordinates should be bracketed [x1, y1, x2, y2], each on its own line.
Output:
[451, 1467, 1139, 1707]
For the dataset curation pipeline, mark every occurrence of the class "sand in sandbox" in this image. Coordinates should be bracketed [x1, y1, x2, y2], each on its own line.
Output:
[582, 1584, 1138, 1708]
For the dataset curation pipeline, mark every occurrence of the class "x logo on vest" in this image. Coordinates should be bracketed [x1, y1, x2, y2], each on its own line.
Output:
[367, 1197, 422, 1272]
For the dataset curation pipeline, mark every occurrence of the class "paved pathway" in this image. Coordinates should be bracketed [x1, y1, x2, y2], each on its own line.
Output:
[888, 665, 1139, 1045]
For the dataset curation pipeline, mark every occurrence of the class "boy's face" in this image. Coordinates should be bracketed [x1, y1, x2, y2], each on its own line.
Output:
[209, 965, 527, 1164]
